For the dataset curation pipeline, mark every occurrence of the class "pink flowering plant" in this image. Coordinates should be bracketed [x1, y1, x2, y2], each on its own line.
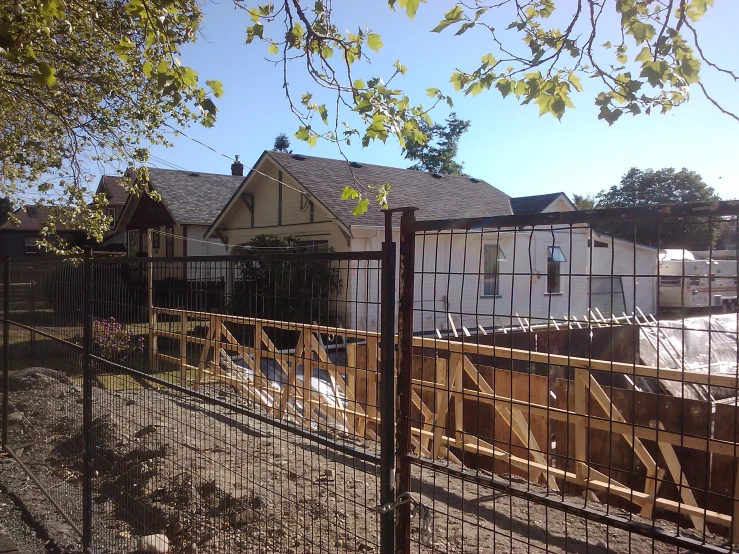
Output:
[92, 317, 145, 361]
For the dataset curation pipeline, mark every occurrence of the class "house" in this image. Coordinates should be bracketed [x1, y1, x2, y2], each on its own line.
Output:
[0, 205, 88, 257]
[95, 175, 130, 254]
[114, 163, 244, 284]
[204, 151, 658, 332]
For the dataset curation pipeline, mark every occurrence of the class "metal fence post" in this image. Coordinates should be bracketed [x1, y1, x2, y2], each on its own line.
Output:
[2, 257, 9, 449]
[380, 211, 398, 554]
[82, 248, 93, 551]
[395, 208, 417, 554]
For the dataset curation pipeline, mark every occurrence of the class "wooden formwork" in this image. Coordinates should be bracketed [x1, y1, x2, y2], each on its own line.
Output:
[149, 307, 739, 539]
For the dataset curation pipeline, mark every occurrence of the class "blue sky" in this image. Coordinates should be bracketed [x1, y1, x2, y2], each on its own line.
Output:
[139, 0, 739, 202]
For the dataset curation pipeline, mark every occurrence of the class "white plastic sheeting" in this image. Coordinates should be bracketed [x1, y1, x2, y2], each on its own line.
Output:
[219, 350, 349, 430]
[638, 314, 739, 400]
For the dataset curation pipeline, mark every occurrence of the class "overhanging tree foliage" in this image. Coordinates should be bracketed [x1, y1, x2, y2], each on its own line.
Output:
[403, 112, 470, 175]
[1, 0, 222, 249]
[595, 167, 720, 249]
[240, 0, 736, 214]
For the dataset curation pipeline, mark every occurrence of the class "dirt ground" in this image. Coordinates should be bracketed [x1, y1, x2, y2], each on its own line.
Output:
[1, 367, 729, 554]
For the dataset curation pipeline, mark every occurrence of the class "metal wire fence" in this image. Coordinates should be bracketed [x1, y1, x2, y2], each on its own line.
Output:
[1, 247, 393, 554]
[396, 201, 739, 554]
[1, 201, 739, 554]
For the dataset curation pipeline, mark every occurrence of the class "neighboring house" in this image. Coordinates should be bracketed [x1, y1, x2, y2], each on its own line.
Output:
[204, 151, 658, 333]
[95, 175, 130, 254]
[0, 206, 87, 257]
[114, 163, 244, 282]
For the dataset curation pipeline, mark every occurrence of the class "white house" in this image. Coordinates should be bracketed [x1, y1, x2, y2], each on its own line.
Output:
[204, 151, 658, 333]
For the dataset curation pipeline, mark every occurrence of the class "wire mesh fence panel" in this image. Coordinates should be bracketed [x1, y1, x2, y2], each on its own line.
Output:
[84, 251, 386, 553]
[397, 202, 739, 554]
[1, 256, 86, 548]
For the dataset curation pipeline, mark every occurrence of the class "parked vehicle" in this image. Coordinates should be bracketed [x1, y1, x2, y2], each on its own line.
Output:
[659, 249, 738, 312]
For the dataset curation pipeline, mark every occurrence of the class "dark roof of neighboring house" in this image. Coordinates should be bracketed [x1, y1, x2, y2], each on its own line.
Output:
[0, 206, 83, 232]
[100, 175, 129, 204]
[267, 152, 512, 227]
[510, 192, 565, 215]
[145, 168, 244, 226]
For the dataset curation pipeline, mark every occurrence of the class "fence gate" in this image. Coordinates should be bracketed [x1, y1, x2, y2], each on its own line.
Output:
[392, 201, 739, 554]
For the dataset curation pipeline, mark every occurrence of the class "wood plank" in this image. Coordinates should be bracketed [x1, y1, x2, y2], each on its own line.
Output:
[462, 355, 556, 489]
[574, 368, 588, 479]
[651, 422, 705, 531]
[179, 311, 188, 385]
[432, 357, 450, 459]
[585, 373, 657, 476]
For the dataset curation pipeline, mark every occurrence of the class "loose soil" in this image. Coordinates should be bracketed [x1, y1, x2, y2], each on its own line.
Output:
[2, 367, 728, 554]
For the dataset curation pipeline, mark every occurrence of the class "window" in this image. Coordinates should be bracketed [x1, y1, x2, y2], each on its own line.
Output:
[166, 226, 174, 257]
[482, 244, 503, 296]
[298, 240, 329, 252]
[106, 208, 116, 228]
[24, 236, 38, 255]
[128, 230, 140, 257]
[660, 276, 682, 286]
[547, 246, 566, 293]
[152, 228, 161, 250]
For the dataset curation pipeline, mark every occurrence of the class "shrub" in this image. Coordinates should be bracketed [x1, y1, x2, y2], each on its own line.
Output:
[92, 317, 144, 361]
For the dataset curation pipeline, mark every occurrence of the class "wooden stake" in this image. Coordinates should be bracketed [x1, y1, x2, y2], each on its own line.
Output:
[179, 310, 187, 385]
[147, 229, 157, 372]
[432, 357, 450, 459]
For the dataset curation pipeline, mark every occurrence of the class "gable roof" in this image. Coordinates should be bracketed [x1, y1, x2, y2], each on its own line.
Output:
[254, 151, 512, 228]
[148, 168, 244, 226]
[118, 168, 244, 229]
[0, 206, 84, 232]
[510, 193, 566, 215]
[98, 175, 129, 205]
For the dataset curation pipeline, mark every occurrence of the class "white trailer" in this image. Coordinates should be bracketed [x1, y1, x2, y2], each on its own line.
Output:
[659, 249, 738, 312]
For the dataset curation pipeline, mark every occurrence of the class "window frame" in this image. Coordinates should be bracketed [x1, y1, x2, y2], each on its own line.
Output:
[546, 246, 566, 294]
[106, 207, 116, 228]
[24, 236, 39, 255]
[482, 244, 501, 297]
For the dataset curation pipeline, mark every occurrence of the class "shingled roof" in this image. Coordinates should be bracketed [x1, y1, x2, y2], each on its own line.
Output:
[0, 206, 84, 232]
[146, 168, 243, 226]
[510, 192, 565, 215]
[267, 152, 512, 227]
[99, 175, 129, 205]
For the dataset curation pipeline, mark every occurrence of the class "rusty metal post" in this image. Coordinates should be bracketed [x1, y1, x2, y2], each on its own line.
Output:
[380, 211, 397, 554]
[82, 248, 93, 551]
[395, 207, 417, 554]
[2, 257, 9, 448]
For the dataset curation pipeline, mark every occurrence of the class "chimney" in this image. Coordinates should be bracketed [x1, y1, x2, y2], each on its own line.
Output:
[231, 155, 244, 177]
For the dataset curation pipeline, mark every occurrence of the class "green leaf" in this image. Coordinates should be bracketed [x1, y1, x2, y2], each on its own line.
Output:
[426, 87, 440, 97]
[635, 47, 652, 63]
[142, 61, 153, 78]
[341, 185, 359, 200]
[33, 62, 57, 87]
[206, 80, 224, 98]
[366, 33, 383, 52]
[200, 98, 217, 115]
[677, 57, 701, 84]
[481, 53, 496, 67]
[268, 42, 279, 55]
[567, 72, 582, 92]
[602, 41, 612, 49]
[295, 126, 311, 141]
[391, 0, 424, 19]
[534, 94, 554, 117]
[353, 79, 366, 89]
[627, 21, 655, 44]
[352, 198, 370, 217]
